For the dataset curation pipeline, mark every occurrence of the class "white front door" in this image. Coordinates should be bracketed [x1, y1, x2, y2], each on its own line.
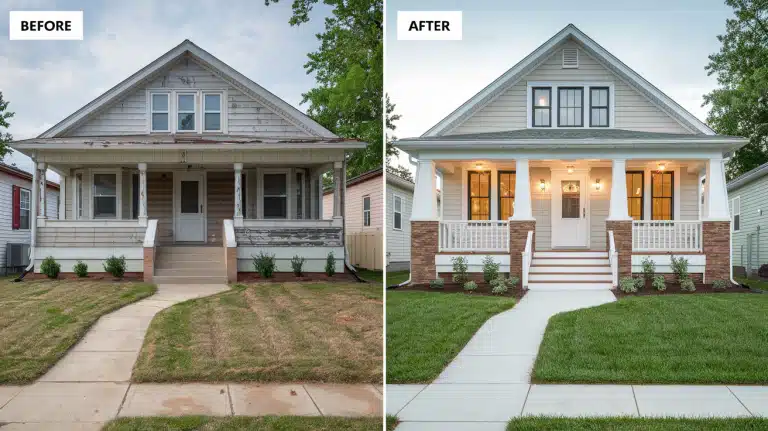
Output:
[175, 172, 205, 242]
[551, 170, 589, 248]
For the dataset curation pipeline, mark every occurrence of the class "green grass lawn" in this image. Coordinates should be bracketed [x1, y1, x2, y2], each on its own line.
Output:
[387, 290, 516, 383]
[506, 417, 768, 430]
[103, 416, 383, 430]
[739, 277, 768, 290]
[0, 279, 155, 384]
[133, 282, 382, 383]
[356, 268, 383, 284]
[386, 271, 409, 286]
[532, 293, 768, 384]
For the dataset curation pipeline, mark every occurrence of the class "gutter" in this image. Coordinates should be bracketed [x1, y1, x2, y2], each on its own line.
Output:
[397, 138, 748, 151]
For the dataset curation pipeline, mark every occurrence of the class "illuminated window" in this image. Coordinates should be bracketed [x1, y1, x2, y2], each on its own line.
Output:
[468, 171, 490, 220]
[651, 171, 674, 220]
[532, 87, 551, 127]
[626, 172, 644, 220]
[498, 171, 515, 220]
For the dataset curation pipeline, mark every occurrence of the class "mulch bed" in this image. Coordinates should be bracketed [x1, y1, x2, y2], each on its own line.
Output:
[614, 281, 757, 298]
[24, 272, 144, 281]
[396, 282, 526, 300]
[236, 271, 359, 283]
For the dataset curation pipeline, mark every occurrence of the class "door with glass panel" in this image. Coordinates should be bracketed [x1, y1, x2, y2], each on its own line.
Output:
[175, 172, 205, 242]
[551, 170, 589, 248]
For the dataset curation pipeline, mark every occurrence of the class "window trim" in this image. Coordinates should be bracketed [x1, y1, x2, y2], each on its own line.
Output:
[497, 170, 516, 220]
[626, 171, 644, 220]
[146, 89, 228, 134]
[650, 170, 674, 221]
[393, 194, 403, 231]
[363, 195, 372, 227]
[557, 87, 584, 128]
[90, 169, 121, 220]
[531, 87, 552, 128]
[527, 82, 615, 129]
[589, 86, 610, 127]
[149, 92, 171, 132]
[202, 92, 223, 132]
[18, 187, 31, 231]
[467, 170, 491, 220]
[176, 92, 198, 133]
[260, 169, 290, 220]
[732, 196, 741, 232]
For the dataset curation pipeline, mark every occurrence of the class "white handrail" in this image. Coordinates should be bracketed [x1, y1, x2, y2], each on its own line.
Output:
[608, 230, 618, 288]
[223, 219, 237, 248]
[521, 231, 533, 288]
[142, 219, 158, 248]
[439, 220, 509, 252]
[632, 220, 702, 252]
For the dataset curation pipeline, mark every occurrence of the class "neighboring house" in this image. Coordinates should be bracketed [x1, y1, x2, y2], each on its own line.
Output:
[728, 162, 768, 277]
[0, 163, 59, 274]
[10, 40, 365, 283]
[396, 24, 747, 289]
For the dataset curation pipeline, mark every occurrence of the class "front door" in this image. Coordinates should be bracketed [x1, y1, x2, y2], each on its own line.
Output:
[175, 172, 205, 242]
[551, 170, 589, 248]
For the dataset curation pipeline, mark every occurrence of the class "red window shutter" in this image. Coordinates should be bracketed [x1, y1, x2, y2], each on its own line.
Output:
[12, 185, 20, 230]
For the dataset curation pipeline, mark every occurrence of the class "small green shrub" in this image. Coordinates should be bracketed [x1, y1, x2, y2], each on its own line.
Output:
[634, 276, 645, 290]
[505, 276, 520, 288]
[481, 256, 500, 283]
[325, 252, 336, 277]
[40, 256, 60, 279]
[652, 274, 666, 291]
[252, 252, 276, 278]
[619, 276, 637, 293]
[429, 278, 445, 289]
[451, 256, 469, 284]
[490, 277, 508, 295]
[73, 261, 88, 278]
[671, 255, 689, 283]
[641, 256, 656, 281]
[103, 255, 126, 279]
[463, 280, 477, 292]
[712, 279, 728, 290]
[681, 277, 696, 292]
[290, 255, 305, 277]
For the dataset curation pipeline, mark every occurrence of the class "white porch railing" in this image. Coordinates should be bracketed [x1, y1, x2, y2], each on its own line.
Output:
[521, 231, 533, 288]
[439, 220, 509, 252]
[608, 230, 618, 287]
[632, 220, 703, 252]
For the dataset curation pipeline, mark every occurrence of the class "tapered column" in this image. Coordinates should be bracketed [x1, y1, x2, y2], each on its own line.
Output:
[37, 162, 47, 224]
[234, 163, 243, 227]
[705, 157, 730, 221]
[412, 159, 438, 220]
[138, 163, 147, 226]
[511, 158, 533, 220]
[608, 159, 631, 220]
[333, 161, 343, 218]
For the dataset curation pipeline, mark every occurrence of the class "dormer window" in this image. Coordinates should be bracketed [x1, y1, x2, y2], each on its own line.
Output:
[150, 93, 170, 132]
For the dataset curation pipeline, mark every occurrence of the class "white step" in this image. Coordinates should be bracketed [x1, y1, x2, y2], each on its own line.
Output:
[154, 259, 224, 270]
[527, 282, 613, 290]
[528, 273, 613, 282]
[534, 251, 608, 258]
[152, 275, 228, 284]
[532, 258, 609, 266]
[529, 265, 611, 274]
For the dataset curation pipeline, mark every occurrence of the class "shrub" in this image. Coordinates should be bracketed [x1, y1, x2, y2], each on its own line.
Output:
[490, 277, 508, 295]
[681, 277, 696, 292]
[73, 261, 88, 278]
[481, 256, 500, 283]
[641, 256, 656, 281]
[103, 255, 126, 278]
[290, 255, 305, 277]
[670, 255, 689, 283]
[652, 274, 666, 291]
[40, 256, 60, 279]
[619, 276, 637, 293]
[429, 278, 445, 289]
[759, 264, 768, 278]
[633, 276, 645, 291]
[325, 252, 336, 277]
[451, 256, 469, 284]
[712, 279, 728, 290]
[505, 276, 520, 288]
[463, 280, 477, 292]
[252, 252, 276, 278]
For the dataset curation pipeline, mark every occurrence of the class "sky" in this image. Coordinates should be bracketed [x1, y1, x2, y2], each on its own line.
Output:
[0, 0, 331, 178]
[386, 0, 735, 170]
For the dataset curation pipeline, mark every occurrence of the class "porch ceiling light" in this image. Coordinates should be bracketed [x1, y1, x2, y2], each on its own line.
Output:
[475, 162, 483, 170]
[657, 162, 666, 171]
[539, 179, 547, 191]
[566, 165, 574, 174]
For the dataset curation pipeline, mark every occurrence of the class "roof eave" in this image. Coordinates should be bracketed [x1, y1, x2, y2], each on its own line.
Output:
[727, 162, 768, 191]
[11, 141, 366, 151]
[397, 138, 748, 151]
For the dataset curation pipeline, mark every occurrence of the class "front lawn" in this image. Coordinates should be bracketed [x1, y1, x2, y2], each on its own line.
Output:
[386, 290, 516, 383]
[104, 416, 383, 430]
[533, 294, 768, 384]
[0, 279, 156, 384]
[133, 282, 382, 383]
[386, 271, 409, 286]
[506, 417, 768, 430]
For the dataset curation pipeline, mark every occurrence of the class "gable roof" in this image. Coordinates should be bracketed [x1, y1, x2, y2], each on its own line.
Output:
[423, 24, 715, 137]
[727, 161, 768, 191]
[39, 40, 336, 139]
[0, 163, 59, 190]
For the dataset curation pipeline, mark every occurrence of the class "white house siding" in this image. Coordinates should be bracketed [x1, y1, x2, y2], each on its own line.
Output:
[680, 170, 700, 220]
[589, 167, 611, 250]
[451, 40, 691, 135]
[387, 181, 412, 266]
[730, 176, 768, 273]
[531, 167, 552, 251]
[67, 58, 310, 138]
[323, 175, 384, 231]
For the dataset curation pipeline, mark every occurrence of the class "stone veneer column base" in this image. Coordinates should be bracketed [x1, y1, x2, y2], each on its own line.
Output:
[509, 220, 536, 278]
[226, 247, 237, 283]
[702, 221, 731, 283]
[411, 221, 439, 285]
[606, 220, 632, 279]
[143, 247, 154, 283]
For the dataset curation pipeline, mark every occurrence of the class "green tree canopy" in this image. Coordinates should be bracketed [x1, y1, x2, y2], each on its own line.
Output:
[705, 0, 768, 180]
[0, 91, 14, 161]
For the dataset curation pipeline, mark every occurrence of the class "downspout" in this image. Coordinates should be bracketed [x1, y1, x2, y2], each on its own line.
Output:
[389, 157, 420, 289]
[16, 160, 39, 281]
[339, 157, 363, 282]
[721, 160, 742, 289]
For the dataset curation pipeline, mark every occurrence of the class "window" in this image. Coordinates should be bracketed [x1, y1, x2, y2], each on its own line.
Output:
[263, 173, 287, 219]
[732, 196, 741, 232]
[203, 93, 221, 131]
[468, 171, 491, 220]
[590, 87, 609, 127]
[150, 93, 170, 132]
[626, 171, 644, 220]
[393, 195, 402, 230]
[558, 87, 583, 127]
[651, 171, 674, 220]
[295, 171, 304, 219]
[131, 173, 139, 219]
[177, 93, 196, 131]
[363, 196, 371, 227]
[76, 173, 83, 219]
[532, 87, 551, 127]
[498, 171, 516, 220]
[15, 188, 30, 230]
[561, 180, 581, 218]
[93, 173, 117, 219]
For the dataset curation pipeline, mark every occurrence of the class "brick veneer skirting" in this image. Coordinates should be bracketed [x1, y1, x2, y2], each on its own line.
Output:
[702, 221, 731, 283]
[509, 220, 536, 278]
[606, 220, 632, 278]
[143, 247, 154, 283]
[411, 221, 439, 284]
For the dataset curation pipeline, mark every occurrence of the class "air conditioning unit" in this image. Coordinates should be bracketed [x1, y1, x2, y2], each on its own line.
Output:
[6, 243, 30, 274]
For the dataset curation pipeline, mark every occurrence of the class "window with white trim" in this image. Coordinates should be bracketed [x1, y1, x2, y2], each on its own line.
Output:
[731, 196, 740, 232]
[263, 173, 288, 219]
[363, 195, 371, 227]
[532, 87, 551, 127]
[93, 173, 117, 219]
[150, 93, 170, 132]
[177, 93, 196, 132]
[19, 188, 30, 230]
[590, 87, 609, 127]
[203, 93, 221, 131]
[558, 87, 583, 127]
[393, 195, 402, 230]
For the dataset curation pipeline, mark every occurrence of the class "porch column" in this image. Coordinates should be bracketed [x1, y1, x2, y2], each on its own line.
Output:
[412, 159, 438, 220]
[332, 161, 343, 218]
[411, 159, 439, 284]
[30, 162, 39, 246]
[138, 163, 147, 226]
[606, 158, 632, 278]
[37, 162, 47, 225]
[704, 157, 730, 221]
[234, 163, 244, 227]
[509, 159, 535, 280]
[702, 156, 731, 283]
[58, 174, 66, 220]
[511, 158, 533, 220]
[607, 159, 631, 221]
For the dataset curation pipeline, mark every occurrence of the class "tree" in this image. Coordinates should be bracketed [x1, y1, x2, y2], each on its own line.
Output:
[387, 163, 413, 182]
[265, 0, 397, 178]
[0, 92, 14, 161]
[704, 0, 768, 180]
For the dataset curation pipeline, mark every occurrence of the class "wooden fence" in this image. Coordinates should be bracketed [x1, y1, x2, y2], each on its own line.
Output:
[346, 231, 383, 271]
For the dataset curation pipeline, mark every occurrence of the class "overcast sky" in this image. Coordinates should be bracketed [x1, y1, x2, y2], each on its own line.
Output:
[0, 0, 330, 178]
[386, 0, 734, 169]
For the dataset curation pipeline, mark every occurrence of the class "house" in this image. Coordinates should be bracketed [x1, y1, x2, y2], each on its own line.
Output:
[10, 40, 365, 283]
[395, 24, 747, 289]
[0, 163, 59, 275]
[728, 162, 768, 278]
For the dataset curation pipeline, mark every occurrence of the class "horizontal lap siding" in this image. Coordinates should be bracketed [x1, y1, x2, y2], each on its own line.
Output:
[147, 172, 173, 245]
[342, 177, 383, 233]
[234, 227, 342, 247]
[680, 171, 700, 220]
[207, 172, 234, 244]
[590, 167, 611, 250]
[441, 169, 462, 220]
[387, 182, 412, 263]
[37, 227, 145, 247]
[531, 167, 551, 250]
[730, 177, 768, 269]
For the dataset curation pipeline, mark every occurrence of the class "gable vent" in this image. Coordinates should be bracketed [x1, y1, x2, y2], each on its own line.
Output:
[562, 48, 579, 68]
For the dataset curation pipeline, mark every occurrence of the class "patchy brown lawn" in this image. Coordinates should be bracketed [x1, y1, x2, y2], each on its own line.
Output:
[0, 278, 156, 384]
[133, 282, 383, 383]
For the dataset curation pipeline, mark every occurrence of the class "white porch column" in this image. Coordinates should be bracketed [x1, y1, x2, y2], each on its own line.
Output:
[234, 163, 244, 227]
[511, 158, 533, 220]
[705, 156, 730, 220]
[30, 162, 39, 246]
[58, 174, 66, 220]
[607, 159, 631, 220]
[138, 163, 148, 226]
[37, 162, 47, 225]
[412, 159, 438, 220]
[332, 161, 343, 218]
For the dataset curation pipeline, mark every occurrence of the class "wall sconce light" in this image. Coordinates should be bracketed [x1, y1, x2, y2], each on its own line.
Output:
[567, 165, 574, 174]
[657, 162, 666, 171]
[475, 162, 483, 170]
[539, 179, 547, 192]
[594, 179, 602, 191]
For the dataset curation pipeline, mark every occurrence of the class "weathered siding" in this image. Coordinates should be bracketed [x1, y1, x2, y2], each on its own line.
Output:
[387, 181, 412, 264]
[37, 226, 145, 247]
[451, 40, 691, 135]
[147, 172, 173, 245]
[206, 171, 234, 244]
[234, 226, 342, 247]
[730, 176, 768, 272]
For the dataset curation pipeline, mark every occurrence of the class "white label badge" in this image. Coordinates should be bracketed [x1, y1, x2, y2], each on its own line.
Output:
[397, 11, 462, 41]
[9, 11, 84, 40]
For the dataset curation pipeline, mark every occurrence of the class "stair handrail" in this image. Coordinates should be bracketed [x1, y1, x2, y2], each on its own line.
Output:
[608, 230, 618, 288]
[521, 230, 533, 289]
[143, 219, 158, 248]
[223, 219, 237, 248]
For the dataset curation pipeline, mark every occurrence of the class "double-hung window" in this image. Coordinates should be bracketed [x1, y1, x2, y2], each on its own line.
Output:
[468, 171, 491, 220]
[177, 93, 196, 132]
[263, 173, 287, 219]
[731, 197, 741, 232]
[590, 87, 609, 127]
[93, 173, 118, 219]
[19, 188, 30, 229]
[203, 93, 222, 132]
[651, 171, 673, 220]
[150, 93, 170, 132]
[626, 172, 644, 220]
[393, 195, 402, 230]
[363, 196, 371, 227]
[532, 87, 551, 127]
[558, 87, 583, 127]
[498, 171, 516, 220]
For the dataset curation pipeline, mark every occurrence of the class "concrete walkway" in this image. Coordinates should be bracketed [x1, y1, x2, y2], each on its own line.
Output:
[0, 284, 382, 429]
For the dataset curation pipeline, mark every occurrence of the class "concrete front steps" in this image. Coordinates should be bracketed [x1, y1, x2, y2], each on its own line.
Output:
[527, 250, 613, 290]
[153, 246, 227, 284]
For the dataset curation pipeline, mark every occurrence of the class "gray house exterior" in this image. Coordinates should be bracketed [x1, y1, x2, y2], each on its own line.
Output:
[728, 162, 768, 277]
